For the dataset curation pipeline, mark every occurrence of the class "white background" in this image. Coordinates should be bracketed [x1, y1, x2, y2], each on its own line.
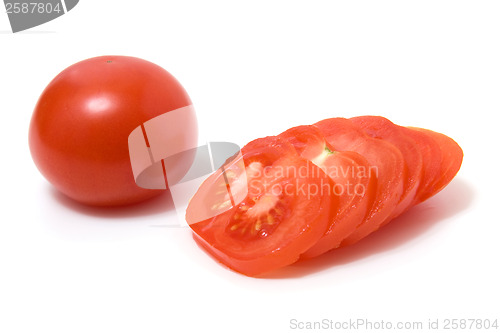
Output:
[1, 1, 499, 332]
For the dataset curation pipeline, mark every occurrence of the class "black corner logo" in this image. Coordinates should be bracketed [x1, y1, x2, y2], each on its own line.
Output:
[4, 0, 79, 33]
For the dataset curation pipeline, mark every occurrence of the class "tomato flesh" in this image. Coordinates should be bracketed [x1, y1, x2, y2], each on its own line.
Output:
[187, 136, 336, 276]
[277, 125, 330, 160]
[279, 125, 374, 257]
[314, 118, 404, 246]
[407, 127, 463, 201]
[350, 116, 423, 218]
[186, 118, 463, 276]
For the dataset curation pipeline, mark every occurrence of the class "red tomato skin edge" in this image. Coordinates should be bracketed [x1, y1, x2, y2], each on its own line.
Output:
[408, 127, 464, 202]
[402, 129, 442, 205]
[190, 186, 336, 277]
[191, 232, 298, 277]
[191, 218, 329, 277]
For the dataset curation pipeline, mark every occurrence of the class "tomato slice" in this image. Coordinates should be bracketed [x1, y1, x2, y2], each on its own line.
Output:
[407, 127, 463, 201]
[350, 116, 423, 218]
[277, 124, 329, 161]
[400, 128, 442, 205]
[187, 136, 336, 276]
[314, 118, 405, 246]
[279, 125, 374, 257]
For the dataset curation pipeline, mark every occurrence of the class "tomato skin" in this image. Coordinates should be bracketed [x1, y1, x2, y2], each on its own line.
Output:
[29, 56, 196, 206]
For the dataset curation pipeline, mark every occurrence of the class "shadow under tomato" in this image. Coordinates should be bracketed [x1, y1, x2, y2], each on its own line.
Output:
[49, 186, 176, 219]
[261, 178, 475, 279]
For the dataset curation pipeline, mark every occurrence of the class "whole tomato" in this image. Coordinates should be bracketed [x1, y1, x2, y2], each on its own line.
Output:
[29, 56, 198, 206]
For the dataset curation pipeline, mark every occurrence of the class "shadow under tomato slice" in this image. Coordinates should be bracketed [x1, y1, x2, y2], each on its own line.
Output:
[314, 118, 405, 247]
[187, 136, 336, 277]
[279, 125, 374, 258]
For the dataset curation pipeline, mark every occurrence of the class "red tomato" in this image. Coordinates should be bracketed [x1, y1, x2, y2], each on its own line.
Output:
[29, 56, 197, 206]
[185, 117, 463, 276]
[187, 136, 336, 276]
[279, 125, 375, 258]
[277, 124, 328, 160]
[407, 127, 463, 201]
[350, 116, 423, 218]
[402, 129, 442, 205]
[314, 118, 405, 247]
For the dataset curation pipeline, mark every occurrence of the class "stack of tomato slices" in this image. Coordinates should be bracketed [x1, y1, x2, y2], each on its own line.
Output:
[186, 116, 463, 277]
